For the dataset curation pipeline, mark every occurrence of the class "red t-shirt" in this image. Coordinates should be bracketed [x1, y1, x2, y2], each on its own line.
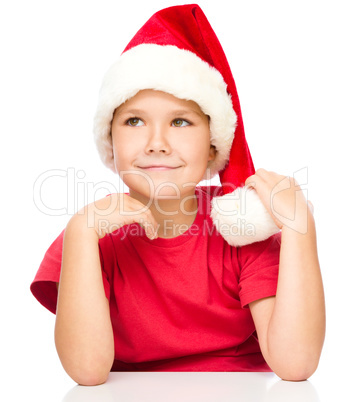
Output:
[31, 186, 281, 372]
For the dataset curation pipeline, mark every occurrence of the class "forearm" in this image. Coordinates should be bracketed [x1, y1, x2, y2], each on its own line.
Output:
[55, 214, 114, 385]
[266, 214, 326, 379]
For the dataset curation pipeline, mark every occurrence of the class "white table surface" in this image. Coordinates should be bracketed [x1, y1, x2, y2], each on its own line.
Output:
[59, 371, 334, 402]
[4, 347, 338, 402]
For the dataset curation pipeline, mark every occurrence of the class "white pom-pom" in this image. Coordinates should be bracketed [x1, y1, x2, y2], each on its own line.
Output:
[210, 187, 280, 247]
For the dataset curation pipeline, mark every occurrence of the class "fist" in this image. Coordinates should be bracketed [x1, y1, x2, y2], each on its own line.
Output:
[245, 169, 313, 234]
[78, 193, 159, 239]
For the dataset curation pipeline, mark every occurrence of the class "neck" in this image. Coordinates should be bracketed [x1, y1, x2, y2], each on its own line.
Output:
[129, 188, 198, 238]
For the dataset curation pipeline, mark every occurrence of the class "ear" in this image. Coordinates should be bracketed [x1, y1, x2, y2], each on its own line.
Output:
[208, 144, 217, 163]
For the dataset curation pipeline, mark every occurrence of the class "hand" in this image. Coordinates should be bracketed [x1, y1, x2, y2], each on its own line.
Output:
[245, 169, 313, 233]
[76, 193, 159, 239]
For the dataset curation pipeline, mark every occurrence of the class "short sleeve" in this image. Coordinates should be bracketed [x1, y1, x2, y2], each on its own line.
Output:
[238, 232, 281, 308]
[30, 230, 111, 314]
[30, 230, 65, 314]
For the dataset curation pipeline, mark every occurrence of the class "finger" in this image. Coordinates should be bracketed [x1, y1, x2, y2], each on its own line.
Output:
[246, 168, 271, 184]
[254, 168, 269, 177]
[255, 168, 284, 181]
[245, 173, 266, 189]
[308, 200, 314, 215]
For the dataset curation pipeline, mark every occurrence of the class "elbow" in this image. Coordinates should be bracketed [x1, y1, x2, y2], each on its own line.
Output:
[59, 354, 114, 386]
[70, 367, 110, 386]
[279, 369, 315, 382]
[273, 359, 319, 382]
[55, 340, 114, 386]
[76, 375, 108, 387]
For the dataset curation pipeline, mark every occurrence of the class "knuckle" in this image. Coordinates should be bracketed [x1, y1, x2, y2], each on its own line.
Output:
[139, 212, 149, 222]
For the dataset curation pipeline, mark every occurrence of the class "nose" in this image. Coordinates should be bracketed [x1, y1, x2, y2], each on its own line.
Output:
[145, 125, 171, 155]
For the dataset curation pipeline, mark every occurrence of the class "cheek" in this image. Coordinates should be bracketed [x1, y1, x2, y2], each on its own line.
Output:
[111, 136, 122, 171]
[181, 134, 211, 165]
[111, 134, 137, 170]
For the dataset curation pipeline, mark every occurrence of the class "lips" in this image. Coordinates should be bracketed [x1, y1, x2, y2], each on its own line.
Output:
[138, 165, 180, 170]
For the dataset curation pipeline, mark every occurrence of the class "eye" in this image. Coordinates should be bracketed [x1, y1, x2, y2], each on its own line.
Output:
[172, 119, 190, 127]
[127, 118, 144, 127]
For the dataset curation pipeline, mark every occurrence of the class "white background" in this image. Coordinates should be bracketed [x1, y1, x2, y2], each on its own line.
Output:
[1, 0, 340, 400]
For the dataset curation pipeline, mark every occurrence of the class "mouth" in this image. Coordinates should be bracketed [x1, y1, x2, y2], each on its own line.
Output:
[138, 165, 181, 171]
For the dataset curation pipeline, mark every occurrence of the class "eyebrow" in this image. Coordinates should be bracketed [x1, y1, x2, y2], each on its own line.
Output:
[114, 108, 144, 117]
[168, 109, 205, 118]
[115, 107, 205, 119]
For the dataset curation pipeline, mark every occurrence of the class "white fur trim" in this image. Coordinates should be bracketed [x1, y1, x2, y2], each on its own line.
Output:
[93, 44, 237, 178]
[210, 187, 280, 247]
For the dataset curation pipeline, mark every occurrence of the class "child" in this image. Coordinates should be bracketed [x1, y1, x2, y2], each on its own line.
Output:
[30, 4, 325, 385]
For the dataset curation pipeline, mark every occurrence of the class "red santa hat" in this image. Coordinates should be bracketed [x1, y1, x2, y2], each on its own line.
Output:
[93, 4, 279, 246]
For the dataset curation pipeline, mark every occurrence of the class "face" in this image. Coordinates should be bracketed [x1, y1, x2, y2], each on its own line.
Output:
[111, 89, 216, 201]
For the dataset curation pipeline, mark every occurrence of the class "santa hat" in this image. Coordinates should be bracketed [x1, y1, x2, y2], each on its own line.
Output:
[93, 4, 279, 246]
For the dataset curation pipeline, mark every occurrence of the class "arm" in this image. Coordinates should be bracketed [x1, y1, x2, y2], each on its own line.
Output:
[55, 215, 114, 386]
[246, 169, 325, 381]
[54, 194, 158, 386]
